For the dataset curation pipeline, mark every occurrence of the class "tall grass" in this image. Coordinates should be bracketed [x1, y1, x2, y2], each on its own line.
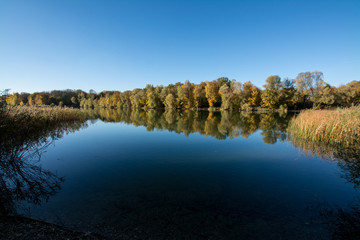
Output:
[1, 105, 85, 122]
[287, 106, 360, 147]
[0, 106, 86, 142]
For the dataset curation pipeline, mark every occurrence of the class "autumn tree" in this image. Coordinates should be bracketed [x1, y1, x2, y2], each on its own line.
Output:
[175, 84, 185, 108]
[146, 91, 161, 109]
[193, 82, 207, 108]
[35, 93, 50, 106]
[205, 80, 220, 107]
[160, 86, 170, 105]
[335, 81, 360, 107]
[182, 80, 193, 108]
[111, 92, 121, 108]
[248, 86, 261, 107]
[6, 93, 20, 105]
[165, 93, 176, 109]
[120, 91, 132, 108]
[70, 96, 78, 107]
[280, 78, 296, 108]
[294, 71, 328, 108]
[241, 81, 261, 109]
[229, 81, 243, 109]
[261, 75, 283, 109]
[130, 89, 146, 109]
[311, 84, 335, 108]
[219, 84, 233, 110]
[216, 77, 231, 87]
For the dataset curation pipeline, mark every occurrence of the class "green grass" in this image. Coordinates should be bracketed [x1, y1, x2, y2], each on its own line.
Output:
[287, 106, 360, 147]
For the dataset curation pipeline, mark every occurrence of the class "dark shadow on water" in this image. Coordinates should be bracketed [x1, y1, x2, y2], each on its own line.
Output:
[289, 138, 360, 189]
[289, 137, 360, 239]
[0, 120, 87, 215]
[307, 200, 360, 240]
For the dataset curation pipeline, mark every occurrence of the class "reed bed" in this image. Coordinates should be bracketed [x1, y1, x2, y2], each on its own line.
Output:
[287, 106, 360, 147]
[3, 105, 85, 121]
[0, 106, 86, 137]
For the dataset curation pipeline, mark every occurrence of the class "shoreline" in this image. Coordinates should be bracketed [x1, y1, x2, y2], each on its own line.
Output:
[0, 215, 106, 240]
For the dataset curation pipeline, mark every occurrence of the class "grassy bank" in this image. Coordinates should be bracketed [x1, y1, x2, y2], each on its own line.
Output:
[287, 106, 360, 147]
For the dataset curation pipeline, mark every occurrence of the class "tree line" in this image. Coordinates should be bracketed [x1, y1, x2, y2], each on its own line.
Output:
[4, 71, 360, 110]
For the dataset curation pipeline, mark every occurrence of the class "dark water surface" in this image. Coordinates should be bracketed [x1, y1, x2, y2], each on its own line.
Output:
[4, 110, 360, 239]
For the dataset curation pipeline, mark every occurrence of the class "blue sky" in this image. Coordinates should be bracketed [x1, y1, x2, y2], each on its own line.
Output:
[1, 0, 359, 93]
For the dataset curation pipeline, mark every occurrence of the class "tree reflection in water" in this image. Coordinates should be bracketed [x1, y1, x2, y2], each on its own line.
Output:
[85, 108, 292, 143]
[289, 137, 360, 239]
[0, 121, 87, 215]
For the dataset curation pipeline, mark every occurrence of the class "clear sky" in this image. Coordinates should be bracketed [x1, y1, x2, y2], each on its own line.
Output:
[1, 0, 359, 93]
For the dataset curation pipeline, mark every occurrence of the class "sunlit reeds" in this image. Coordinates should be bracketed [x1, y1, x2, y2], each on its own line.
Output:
[287, 106, 360, 147]
[2, 105, 85, 122]
[0, 106, 86, 141]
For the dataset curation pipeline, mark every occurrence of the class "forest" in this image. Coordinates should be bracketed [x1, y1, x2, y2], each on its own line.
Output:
[3, 71, 360, 110]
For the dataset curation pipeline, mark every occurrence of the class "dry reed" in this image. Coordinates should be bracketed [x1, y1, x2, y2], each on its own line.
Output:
[0, 106, 86, 137]
[287, 106, 360, 147]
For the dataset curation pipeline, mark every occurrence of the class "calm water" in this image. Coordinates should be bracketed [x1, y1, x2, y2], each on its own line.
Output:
[3, 110, 360, 239]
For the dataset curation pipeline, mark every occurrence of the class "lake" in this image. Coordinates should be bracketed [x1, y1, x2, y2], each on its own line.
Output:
[3, 109, 360, 239]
